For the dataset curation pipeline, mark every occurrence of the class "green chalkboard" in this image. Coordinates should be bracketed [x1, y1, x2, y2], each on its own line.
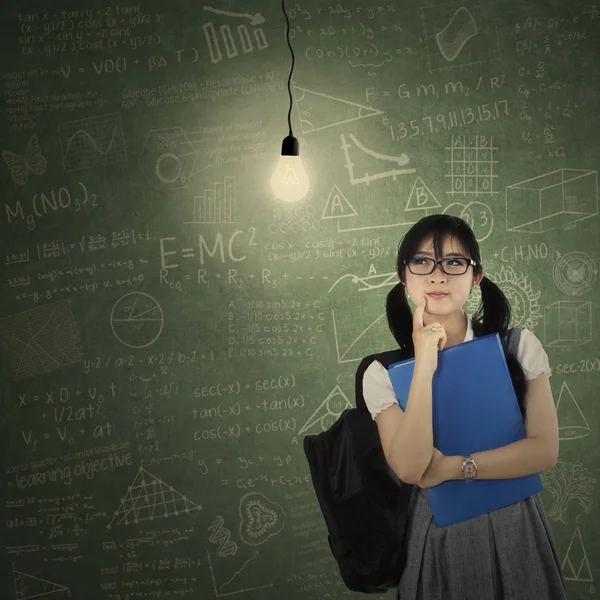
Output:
[1, 0, 599, 597]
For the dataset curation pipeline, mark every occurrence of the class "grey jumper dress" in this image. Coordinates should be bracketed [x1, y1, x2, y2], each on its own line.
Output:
[396, 484, 569, 600]
[362, 315, 568, 599]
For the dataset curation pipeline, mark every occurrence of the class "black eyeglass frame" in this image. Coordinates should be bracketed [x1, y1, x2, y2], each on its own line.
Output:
[403, 257, 477, 276]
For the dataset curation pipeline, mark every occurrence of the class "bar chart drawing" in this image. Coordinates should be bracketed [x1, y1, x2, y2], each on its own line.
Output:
[202, 19, 268, 64]
[185, 176, 237, 224]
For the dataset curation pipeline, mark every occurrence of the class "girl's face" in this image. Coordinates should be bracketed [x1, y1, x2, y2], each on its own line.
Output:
[401, 234, 482, 314]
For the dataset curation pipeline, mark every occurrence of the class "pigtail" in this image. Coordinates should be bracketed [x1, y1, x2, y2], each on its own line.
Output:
[385, 283, 414, 353]
[472, 276, 527, 425]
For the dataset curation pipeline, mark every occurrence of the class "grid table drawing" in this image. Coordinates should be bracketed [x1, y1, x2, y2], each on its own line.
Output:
[445, 135, 498, 195]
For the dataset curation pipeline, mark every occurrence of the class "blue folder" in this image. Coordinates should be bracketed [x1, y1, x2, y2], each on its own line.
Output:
[387, 332, 543, 527]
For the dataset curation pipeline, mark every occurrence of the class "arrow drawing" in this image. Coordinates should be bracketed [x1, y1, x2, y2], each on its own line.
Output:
[203, 6, 265, 25]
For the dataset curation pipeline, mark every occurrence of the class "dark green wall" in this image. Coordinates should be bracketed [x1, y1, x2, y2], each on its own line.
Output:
[1, 0, 598, 598]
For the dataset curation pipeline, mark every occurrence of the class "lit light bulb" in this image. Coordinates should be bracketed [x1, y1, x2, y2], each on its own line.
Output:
[270, 134, 309, 203]
[270, 154, 309, 203]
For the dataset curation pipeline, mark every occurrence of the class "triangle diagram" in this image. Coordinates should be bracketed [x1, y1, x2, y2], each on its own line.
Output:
[13, 565, 69, 599]
[555, 381, 591, 440]
[298, 385, 352, 435]
[405, 176, 441, 210]
[321, 184, 358, 220]
[562, 526, 593, 582]
[129, 297, 161, 321]
[108, 466, 202, 528]
[293, 86, 383, 134]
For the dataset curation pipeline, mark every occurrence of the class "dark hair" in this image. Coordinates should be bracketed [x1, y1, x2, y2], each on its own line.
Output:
[385, 214, 527, 423]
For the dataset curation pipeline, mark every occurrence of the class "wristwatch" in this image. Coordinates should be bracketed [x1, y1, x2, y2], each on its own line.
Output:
[461, 454, 477, 481]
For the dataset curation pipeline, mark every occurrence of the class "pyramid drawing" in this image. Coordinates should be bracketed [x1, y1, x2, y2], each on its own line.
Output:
[293, 86, 383, 134]
[321, 184, 358, 220]
[298, 385, 352, 435]
[562, 526, 593, 582]
[13, 564, 69, 599]
[107, 466, 202, 528]
[406, 176, 441, 211]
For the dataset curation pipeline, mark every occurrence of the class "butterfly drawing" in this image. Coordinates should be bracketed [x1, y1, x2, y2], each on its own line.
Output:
[2, 134, 47, 185]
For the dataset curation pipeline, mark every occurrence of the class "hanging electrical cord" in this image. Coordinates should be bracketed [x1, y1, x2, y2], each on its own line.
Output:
[282, 0, 295, 138]
[270, 0, 310, 202]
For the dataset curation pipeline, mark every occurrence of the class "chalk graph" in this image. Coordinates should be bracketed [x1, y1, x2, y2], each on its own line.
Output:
[59, 113, 127, 171]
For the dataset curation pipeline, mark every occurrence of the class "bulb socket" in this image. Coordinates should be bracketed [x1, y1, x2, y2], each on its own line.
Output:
[281, 134, 299, 156]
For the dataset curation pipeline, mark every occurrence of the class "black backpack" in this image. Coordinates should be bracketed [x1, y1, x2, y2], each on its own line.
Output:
[303, 328, 524, 594]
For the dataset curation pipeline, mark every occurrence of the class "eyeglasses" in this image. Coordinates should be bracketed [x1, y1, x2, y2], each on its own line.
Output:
[404, 257, 476, 276]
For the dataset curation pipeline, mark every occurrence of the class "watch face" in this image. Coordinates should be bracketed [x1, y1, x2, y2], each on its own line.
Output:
[464, 462, 476, 477]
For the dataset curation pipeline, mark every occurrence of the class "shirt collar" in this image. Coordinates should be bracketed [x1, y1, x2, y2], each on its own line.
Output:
[463, 312, 473, 342]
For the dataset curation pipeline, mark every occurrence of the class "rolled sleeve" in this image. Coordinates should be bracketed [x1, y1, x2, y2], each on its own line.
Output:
[362, 360, 400, 421]
[518, 329, 553, 380]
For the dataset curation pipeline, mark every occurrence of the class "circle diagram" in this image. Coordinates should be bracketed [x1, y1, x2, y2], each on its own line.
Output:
[553, 251, 597, 296]
[139, 127, 197, 191]
[156, 153, 183, 184]
[110, 292, 164, 348]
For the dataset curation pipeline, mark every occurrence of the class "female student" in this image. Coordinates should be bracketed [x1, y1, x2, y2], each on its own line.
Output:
[363, 214, 568, 599]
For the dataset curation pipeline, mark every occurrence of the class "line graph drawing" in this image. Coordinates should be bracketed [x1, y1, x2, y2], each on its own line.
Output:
[59, 113, 126, 171]
[421, 1, 501, 72]
[107, 466, 202, 528]
[340, 133, 416, 186]
[293, 87, 383, 134]
[206, 547, 273, 597]
[204, 493, 281, 596]
[0, 299, 82, 380]
[328, 270, 397, 363]
[12, 563, 69, 599]
[110, 292, 164, 348]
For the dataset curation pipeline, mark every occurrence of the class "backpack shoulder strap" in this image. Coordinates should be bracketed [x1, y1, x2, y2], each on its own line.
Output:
[505, 326, 524, 356]
[354, 349, 409, 411]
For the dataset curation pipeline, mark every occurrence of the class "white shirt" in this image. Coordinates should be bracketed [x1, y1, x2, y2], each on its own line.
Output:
[362, 313, 552, 421]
